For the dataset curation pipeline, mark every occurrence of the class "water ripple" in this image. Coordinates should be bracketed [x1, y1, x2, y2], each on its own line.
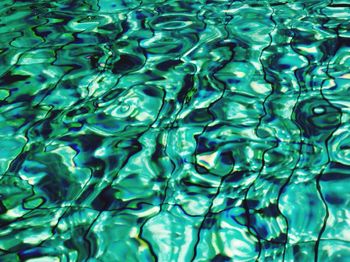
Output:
[0, 0, 349, 261]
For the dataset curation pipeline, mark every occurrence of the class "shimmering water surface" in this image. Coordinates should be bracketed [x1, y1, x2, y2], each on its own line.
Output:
[1, 0, 350, 261]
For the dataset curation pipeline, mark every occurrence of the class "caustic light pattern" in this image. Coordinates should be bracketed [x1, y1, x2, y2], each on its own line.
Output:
[0, 0, 349, 261]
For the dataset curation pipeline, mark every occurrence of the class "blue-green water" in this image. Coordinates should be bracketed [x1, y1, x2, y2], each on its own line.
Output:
[0, 0, 349, 261]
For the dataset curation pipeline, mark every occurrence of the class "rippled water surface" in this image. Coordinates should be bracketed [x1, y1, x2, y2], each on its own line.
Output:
[1, 0, 350, 261]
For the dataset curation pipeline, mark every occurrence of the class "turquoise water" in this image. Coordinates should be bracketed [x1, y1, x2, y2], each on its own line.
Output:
[0, 0, 349, 261]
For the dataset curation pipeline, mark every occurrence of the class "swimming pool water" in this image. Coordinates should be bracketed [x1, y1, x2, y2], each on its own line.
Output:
[0, 0, 349, 261]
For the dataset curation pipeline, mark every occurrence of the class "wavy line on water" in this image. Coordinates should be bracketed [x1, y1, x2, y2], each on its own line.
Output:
[314, 1, 343, 261]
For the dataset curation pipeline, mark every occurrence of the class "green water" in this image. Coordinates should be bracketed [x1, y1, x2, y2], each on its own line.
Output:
[0, 0, 349, 261]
